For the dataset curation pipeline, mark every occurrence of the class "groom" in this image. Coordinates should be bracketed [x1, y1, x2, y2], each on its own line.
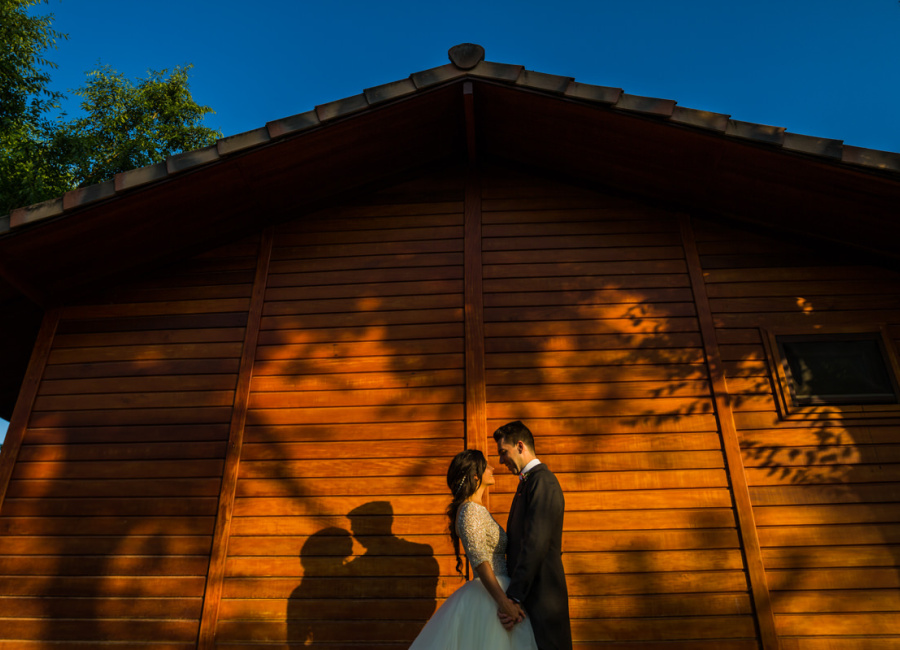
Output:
[494, 420, 573, 650]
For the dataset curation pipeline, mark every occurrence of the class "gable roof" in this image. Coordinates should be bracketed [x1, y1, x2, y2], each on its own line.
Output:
[1, 42, 899, 417]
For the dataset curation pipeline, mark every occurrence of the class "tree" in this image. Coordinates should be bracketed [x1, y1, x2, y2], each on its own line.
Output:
[0, 0, 74, 212]
[0, 0, 220, 215]
[66, 64, 220, 188]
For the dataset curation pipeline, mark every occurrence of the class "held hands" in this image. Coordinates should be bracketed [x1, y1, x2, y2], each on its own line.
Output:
[497, 598, 526, 630]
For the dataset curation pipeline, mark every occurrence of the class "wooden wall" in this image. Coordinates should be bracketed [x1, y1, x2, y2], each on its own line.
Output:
[213, 173, 468, 648]
[0, 236, 258, 648]
[480, 169, 757, 649]
[696, 219, 900, 650]
[1, 164, 899, 649]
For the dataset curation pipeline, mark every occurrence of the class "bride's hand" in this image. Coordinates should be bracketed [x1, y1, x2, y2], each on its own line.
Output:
[498, 598, 525, 627]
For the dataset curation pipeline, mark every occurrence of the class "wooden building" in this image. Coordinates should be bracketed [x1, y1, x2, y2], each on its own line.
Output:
[1, 44, 900, 649]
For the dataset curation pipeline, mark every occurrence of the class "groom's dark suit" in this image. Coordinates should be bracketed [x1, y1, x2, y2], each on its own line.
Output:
[506, 464, 572, 650]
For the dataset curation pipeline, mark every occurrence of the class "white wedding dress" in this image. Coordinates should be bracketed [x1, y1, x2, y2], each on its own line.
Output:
[409, 501, 538, 649]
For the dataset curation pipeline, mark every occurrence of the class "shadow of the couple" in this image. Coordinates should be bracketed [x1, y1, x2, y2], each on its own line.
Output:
[287, 501, 439, 647]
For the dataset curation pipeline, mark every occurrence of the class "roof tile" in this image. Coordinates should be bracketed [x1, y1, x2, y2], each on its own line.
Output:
[410, 63, 467, 89]
[448, 43, 485, 70]
[217, 127, 271, 156]
[63, 180, 116, 211]
[4, 47, 900, 225]
[315, 94, 370, 122]
[167, 145, 220, 175]
[615, 94, 676, 117]
[114, 162, 168, 193]
[516, 70, 573, 94]
[726, 119, 785, 145]
[266, 110, 320, 139]
[782, 132, 842, 159]
[364, 78, 418, 105]
[842, 145, 900, 172]
[468, 61, 524, 83]
[564, 81, 623, 105]
[10, 197, 64, 229]
[671, 106, 730, 132]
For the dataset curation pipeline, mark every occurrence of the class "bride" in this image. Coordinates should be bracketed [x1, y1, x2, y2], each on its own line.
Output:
[409, 449, 538, 649]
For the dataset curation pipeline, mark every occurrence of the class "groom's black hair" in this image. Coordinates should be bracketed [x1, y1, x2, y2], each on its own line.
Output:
[492, 420, 535, 452]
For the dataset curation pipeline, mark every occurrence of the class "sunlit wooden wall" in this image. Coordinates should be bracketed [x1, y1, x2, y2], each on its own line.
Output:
[695, 218, 900, 650]
[1, 165, 899, 650]
[480, 169, 758, 650]
[213, 173, 469, 647]
[0, 236, 259, 647]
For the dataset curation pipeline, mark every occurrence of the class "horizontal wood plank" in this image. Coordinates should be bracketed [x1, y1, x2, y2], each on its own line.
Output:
[761, 545, 900, 568]
[484, 275, 691, 292]
[775, 612, 900, 636]
[47, 343, 243, 365]
[250, 369, 463, 393]
[0, 575, 207, 597]
[6, 478, 221, 498]
[0, 516, 215, 536]
[51, 327, 245, 349]
[267, 266, 463, 288]
[0, 555, 209, 576]
[485, 317, 700, 336]
[1, 497, 218, 517]
[262, 293, 463, 317]
[33, 391, 236, 412]
[770, 589, 900, 613]
[21, 424, 230, 445]
[0, 619, 198, 642]
[0, 536, 212, 555]
[38, 374, 238, 396]
[254, 338, 463, 361]
[28, 407, 234, 427]
[248, 386, 464, 409]
[485, 349, 705, 368]
[0, 595, 203, 619]
[750, 483, 900, 505]
[245, 404, 464, 425]
[266, 277, 463, 300]
[267, 239, 463, 265]
[12, 459, 225, 480]
[484, 260, 688, 279]
[253, 354, 464, 376]
[60, 299, 251, 319]
[41, 359, 241, 380]
[243, 420, 461, 443]
[261, 308, 464, 330]
[754, 504, 900, 526]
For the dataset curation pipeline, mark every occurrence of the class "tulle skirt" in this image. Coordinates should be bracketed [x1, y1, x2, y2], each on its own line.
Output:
[409, 574, 538, 649]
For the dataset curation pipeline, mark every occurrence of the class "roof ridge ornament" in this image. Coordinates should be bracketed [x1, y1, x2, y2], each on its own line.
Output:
[448, 43, 485, 70]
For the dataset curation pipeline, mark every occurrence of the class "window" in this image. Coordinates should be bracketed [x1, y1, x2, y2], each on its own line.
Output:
[763, 326, 900, 419]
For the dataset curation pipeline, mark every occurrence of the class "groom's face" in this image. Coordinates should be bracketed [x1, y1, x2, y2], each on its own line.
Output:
[496, 438, 525, 474]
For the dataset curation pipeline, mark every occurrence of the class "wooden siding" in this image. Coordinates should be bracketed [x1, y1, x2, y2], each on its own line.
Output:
[0, 237, 259, 648]
[697, 218, 900, 650]
[2, 164, 900, 649]
[214, 174, 468, 648]
[481, 169, 759, 649]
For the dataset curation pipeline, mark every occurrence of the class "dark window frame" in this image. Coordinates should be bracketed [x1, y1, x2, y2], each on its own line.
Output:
[761, 325, 900, 420]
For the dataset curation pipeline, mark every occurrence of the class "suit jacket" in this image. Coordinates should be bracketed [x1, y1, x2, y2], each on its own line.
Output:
[506, 464, 572, 650]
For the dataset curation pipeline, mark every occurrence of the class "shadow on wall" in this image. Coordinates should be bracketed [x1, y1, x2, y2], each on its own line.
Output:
[287, 501, 439, 647]
[740, 414, 900, 632]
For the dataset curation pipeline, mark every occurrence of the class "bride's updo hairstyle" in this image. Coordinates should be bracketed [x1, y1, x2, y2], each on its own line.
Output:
[446, 449, 487, 575]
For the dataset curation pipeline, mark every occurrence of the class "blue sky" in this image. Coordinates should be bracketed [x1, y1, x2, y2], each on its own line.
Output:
[34, 0, 900, 151]
[1, 0, 898, 447]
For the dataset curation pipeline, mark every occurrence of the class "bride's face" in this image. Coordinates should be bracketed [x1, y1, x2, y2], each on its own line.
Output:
[480, 464, 496, 487]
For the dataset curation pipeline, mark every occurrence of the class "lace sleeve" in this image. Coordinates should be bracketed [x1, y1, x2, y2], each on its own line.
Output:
[456, 502, 491, 569]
